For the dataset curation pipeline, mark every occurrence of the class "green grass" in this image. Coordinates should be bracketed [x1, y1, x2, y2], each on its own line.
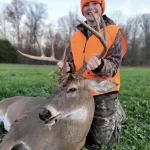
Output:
[0, 64, 59, 99]
[0, 64, 150, 150]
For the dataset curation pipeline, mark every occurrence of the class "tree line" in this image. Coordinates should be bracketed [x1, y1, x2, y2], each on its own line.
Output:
[0, 0, 150, 66]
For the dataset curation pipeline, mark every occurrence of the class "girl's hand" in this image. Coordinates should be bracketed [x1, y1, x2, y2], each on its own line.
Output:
[57, 61, 71, 72]
[86, 54, 101, 70]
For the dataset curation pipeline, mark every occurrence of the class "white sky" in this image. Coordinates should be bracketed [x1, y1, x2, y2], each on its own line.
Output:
[0, 0, 150, 22]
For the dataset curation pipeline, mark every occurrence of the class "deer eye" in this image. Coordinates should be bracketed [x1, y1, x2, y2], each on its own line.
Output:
[67, 88, 77, 93]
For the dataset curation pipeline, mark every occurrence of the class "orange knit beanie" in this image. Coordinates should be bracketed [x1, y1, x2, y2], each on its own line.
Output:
[81, 0, 105, 15]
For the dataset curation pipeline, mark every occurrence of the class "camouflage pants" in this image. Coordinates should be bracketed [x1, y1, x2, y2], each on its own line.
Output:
[86, 92, 126, 148]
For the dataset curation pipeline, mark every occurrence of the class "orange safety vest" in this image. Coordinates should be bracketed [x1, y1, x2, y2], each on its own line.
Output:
[71, 24, 127, 96]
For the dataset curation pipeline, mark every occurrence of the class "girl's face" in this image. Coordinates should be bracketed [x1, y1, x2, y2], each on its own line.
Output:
[83, 2, 102, 22]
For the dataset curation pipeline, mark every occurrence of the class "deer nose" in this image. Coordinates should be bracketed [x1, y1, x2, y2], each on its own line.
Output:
[39, 108, 51, 121]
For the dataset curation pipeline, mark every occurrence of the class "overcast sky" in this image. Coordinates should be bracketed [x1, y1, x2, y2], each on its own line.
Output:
[0, 0, 150, 22]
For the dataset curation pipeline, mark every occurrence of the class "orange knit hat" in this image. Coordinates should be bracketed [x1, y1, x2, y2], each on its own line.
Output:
[81, 0, 105, 15]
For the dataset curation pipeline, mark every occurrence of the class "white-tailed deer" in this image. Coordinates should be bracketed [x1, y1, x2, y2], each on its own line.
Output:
[0, 14, 117, 150]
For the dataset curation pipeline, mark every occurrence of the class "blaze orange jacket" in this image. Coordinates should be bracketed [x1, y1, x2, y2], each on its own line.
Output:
[71, 24, 127, 96]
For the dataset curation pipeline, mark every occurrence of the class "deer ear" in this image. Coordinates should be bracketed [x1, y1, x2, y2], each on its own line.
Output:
[88, 79, 118, 94]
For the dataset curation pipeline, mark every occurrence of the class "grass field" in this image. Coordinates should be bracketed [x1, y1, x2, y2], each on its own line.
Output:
[0, 64, 150, 150]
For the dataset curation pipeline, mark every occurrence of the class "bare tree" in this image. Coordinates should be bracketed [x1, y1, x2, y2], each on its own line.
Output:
[0, 9, 7, 39]
[5, 0, 25, 48]
[121, 16, 142, 66]
[140, 13, 150, 64]
[120, 18, 135, 41]
[109, 10, 126, 25]
[24, 1, 47, 47]
[57, 8, 81, 42]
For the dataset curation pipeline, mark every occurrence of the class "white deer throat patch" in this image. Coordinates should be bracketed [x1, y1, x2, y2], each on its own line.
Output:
[65, 107, 88, 123]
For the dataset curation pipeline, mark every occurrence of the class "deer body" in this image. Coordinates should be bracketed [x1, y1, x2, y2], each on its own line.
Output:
[0, 80, 95, 150]
[0, 77, 117, 150]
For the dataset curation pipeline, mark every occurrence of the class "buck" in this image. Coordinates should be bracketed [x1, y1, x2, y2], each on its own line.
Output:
[0, 14, 117, 150]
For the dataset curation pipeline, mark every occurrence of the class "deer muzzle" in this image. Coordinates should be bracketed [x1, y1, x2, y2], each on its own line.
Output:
[39, 108, 61, 125]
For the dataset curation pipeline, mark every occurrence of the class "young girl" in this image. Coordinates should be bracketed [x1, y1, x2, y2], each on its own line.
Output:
[58, 0, 127, 147]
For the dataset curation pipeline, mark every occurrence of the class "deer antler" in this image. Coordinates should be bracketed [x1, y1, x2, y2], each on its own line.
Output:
[18, 32, 67, 63]
[74, 12, 107, 76]
[18, 13, 107, 79]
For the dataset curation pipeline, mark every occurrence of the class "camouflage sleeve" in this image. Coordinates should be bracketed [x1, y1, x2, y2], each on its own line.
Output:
[92, 30, 123, 77]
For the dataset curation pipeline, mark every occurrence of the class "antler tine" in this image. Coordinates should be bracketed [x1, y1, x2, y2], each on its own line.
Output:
[48, 44, 68, 77]
[77, 19, 107, 53]
[61, 44, 69, 74]
[90, 12, 107, 59]
[34, 33, 45, 57]
[75, 14, 107, 75]
[61, 44, 68, 61]
[18, 32, 60, 62]
[101, 15, 107, 42]
[49, 31, 55, 58]
[92, 12, 100, 33]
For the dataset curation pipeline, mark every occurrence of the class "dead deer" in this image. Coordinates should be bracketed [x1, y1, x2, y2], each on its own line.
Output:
[0, 14, 117, 150]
